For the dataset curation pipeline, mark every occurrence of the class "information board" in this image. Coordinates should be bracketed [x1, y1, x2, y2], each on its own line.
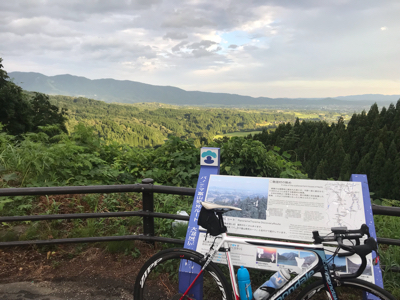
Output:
[195, 174, 378, 284]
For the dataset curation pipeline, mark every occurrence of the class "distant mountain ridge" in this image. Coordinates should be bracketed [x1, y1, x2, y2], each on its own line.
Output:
[8, 71, 399, 108]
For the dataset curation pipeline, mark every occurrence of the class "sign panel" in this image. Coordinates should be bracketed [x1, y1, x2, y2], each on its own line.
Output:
[199, 175, 365, 241]
[195, 174, 377, 284]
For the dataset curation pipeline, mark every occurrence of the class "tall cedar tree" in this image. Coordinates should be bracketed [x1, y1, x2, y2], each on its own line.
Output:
[0, 58, 67, 136]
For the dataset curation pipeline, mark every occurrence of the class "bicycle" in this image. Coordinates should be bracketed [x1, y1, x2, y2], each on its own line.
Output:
[134, 201, 395, 300]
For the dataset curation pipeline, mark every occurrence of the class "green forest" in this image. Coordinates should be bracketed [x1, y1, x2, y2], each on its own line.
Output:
[47, 95, 348, 148]
[253, 102, 400, 201]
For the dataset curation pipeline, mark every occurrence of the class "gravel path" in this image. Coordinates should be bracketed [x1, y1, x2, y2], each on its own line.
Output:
[0, 281, 134, 300]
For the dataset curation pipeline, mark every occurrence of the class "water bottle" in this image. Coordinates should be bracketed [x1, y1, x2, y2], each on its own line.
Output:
[237, 266, 253, 300]
[171, 211, 189, 229]
[253, 268, 290, 300]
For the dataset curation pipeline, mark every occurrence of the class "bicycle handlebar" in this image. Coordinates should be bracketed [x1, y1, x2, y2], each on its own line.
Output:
[312, 224, 378, 279]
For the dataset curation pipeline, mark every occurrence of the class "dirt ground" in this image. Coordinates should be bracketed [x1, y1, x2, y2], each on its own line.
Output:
[0, 242, 161, 299]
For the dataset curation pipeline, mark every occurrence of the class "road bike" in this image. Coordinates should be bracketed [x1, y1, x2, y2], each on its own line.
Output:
[134, 202, 395, 300]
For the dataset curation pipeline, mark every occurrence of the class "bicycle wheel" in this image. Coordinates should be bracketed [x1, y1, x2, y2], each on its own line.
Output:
[134, 248, 233, 300]
[296, 278, 396, 300]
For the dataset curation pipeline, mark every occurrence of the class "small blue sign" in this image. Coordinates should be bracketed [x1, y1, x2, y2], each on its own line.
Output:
[200, 148, 219, 167]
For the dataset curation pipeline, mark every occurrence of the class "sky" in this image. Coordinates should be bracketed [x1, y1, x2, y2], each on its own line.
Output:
[207, 175, 269, 196]
[1, 0, 399, 98]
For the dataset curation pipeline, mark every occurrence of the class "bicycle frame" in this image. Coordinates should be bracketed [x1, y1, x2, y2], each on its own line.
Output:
[193, 232, 340, 300]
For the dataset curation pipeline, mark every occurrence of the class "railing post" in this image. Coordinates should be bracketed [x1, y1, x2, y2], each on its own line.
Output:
[142, 178, 155, 241]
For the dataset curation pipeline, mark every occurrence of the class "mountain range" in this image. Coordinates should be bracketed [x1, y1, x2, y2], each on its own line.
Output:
[8, 71, 399, 108]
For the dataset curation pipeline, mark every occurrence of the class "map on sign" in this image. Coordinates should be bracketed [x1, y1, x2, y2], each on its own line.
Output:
[324, 182, 364, 229]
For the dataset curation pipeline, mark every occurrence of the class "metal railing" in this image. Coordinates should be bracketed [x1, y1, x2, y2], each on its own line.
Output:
[0, 178, 194, 247]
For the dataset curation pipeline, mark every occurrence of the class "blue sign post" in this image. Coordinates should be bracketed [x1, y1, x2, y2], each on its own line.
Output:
[350, 174, 383, 300]
[178, 147, 220, 299]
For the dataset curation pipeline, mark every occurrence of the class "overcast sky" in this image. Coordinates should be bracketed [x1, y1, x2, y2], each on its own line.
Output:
[1, 0, 399, 98]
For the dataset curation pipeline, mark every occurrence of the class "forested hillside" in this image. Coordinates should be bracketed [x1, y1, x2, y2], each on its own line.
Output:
[48, 95, 345, 147]
[253, 100, 400, 200]
[10, 71, 398, 108]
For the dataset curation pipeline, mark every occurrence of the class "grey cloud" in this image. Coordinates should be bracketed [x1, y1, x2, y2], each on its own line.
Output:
[0, 17, 81, 37]
[161, 10, 215, 28]
[0, 33, 77, 57]
[171, 41, 189, 52]
[64, 0, 162, 13]
[79, 39, 157, 61]
[191, 49, 215, 58]
[163, 32, 188, 40]
[242, 45, 260, 51]
[0, 0, 162, 21]
[170, 40, 222, 58]
[187, 40, 217, 50]
[228, 44, 238, 49]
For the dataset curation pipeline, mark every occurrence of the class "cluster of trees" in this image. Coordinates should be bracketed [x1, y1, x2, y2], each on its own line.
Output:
[253, 101, 400, 200]
[49, 95, 316, 147]
[0, 58, 67, 137]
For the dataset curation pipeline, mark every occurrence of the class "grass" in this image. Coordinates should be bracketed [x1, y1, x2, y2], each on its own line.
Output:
[293, 112, 321, 119]
[225, 130, 264, 137]
[0, 192, 191, 248]
[214, 130, 264, 139]
[373, 214, 400, 298]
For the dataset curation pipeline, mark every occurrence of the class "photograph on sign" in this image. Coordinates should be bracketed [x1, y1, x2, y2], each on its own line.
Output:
[298, 252, 317, 270]
[256, 247, 276, 263]
[347, 256, 373, 276]
[205, 175, 268, 219]
[277, 249, 299, 267]
[325, 254, 347, 273]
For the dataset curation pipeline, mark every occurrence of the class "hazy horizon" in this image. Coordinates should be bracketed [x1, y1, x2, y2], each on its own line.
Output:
[8, 71, 400, 101]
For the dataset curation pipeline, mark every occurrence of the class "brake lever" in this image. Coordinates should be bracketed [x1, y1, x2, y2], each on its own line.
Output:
[360, 224, 370, 238]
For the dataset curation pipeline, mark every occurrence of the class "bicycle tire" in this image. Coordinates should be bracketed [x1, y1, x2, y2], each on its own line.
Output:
[134, 248, 233, 300]
[296, 278, 396, 300]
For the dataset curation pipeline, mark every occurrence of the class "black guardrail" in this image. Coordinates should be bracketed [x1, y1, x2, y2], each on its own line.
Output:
[0, 178, 194, 247]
